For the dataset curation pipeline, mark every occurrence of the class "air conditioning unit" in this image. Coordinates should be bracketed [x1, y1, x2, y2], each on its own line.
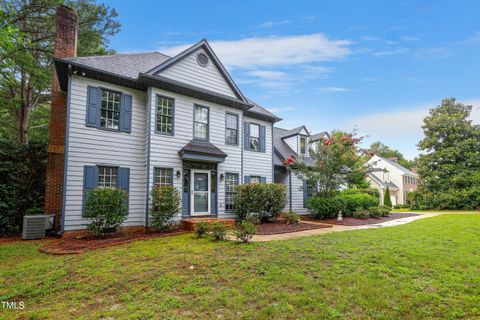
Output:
[22, 215, 55, 240]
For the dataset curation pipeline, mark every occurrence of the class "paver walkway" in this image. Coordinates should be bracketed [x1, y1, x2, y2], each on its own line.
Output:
[251, 212, 473, 242]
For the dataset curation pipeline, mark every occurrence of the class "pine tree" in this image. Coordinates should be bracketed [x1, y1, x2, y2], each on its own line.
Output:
[383, 187, 392, 207]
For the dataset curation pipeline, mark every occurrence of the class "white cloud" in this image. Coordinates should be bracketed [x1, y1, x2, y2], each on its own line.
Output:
[159, 34, 352, 69]
[372, 47, 409, 56]
[316, 86, 350, 93]
[400, 35, 420, 41]
[302, 65, 334, 75]
[245, 70, 289, 80]
[256, 20, 292, 28]
[267, 106, 295, 113]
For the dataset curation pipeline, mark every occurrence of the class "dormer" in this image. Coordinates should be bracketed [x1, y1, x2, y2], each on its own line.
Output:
[281, 125, 310, 157]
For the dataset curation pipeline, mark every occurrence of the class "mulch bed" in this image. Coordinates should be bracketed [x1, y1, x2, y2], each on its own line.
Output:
[303, 212, 419, 226]
[0, 235, 22, 244]
[255, 220, 332, 235]
[40, 229, 189, 255]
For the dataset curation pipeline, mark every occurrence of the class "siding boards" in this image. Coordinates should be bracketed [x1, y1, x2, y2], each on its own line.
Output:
[242, 116, 273, 183]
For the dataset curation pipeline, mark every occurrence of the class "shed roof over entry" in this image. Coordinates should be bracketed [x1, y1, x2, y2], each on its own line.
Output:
[178, 140, 228, 163]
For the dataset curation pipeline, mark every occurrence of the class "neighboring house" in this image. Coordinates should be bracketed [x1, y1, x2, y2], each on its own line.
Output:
[367, 155, 419, 205]
[45, 8, 287, 232]
[273, 126, 324, 214]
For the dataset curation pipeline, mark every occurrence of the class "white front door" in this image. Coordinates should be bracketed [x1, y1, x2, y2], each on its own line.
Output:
[191, 170, 211, 216]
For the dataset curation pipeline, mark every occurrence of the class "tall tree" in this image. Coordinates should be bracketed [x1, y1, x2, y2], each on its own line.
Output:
[369, 141, 414, 169]
[417, 98, 480, 194]
[0, 0, 120, 144]
[290, 130, 369, 195]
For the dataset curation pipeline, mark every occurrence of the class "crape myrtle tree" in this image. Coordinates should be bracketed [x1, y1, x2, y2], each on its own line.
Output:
[288, 130, 370, 197]
[0, 0, 120, 144]
[414, 98, 480, 209]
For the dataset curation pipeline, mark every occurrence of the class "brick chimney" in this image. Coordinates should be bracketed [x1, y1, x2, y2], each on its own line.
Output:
[45, 6, 77, 231]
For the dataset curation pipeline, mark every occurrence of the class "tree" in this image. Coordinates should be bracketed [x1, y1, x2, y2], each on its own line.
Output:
[291, 130, 369, 196]
[383, 187, 392, 207]
[369, 141, 414, 169]
[0, 0, 120, 144]
[415, 98, 480, 209]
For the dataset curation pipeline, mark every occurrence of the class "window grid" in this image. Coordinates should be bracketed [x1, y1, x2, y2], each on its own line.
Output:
[225, 173, 238, 212]
[250, 176, 261, 184]
[194, 106, 209, 139]
[226, 113, 238, 145]
[249, 124, 260, 151]
[305, 181, 316, 199]
[100, 89, 120, 130]
[155, 168, 173, 187]
[98, 166, 118, 188]
[300, 137, 306, 155]
[156, 96, 174, 134]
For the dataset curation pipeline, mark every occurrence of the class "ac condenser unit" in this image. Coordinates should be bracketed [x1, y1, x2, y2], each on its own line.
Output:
[22, 215, 54, 240]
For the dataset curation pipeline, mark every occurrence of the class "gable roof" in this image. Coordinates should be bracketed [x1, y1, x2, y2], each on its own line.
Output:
[279, 126, 310, 139]
[374, 155, 418, 176]
[273, 127, 314, 166]
[367, 172, 399, 189]
[310, 131, 329, 142]
[147, 39, 247, 103]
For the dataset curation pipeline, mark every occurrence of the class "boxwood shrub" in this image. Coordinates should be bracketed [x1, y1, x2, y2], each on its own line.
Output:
[306, 196, 346, 219]
[339, 193, 379, 215]
[234, 183, 286, 222]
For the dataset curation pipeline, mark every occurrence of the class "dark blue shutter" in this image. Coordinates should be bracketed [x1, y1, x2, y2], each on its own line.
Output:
[244, 176, 251, 184]
[211, 171, 217, 215]
[182, 169, 190, 216]
[83, 165, 98, 215]
[260, 177, 267, 183]
[303, 180, 308, 207]
[120, 94, 132, 133]
[86, 86, 100, 127]
[244, 122, 250, 150]
[259, 125, 266, 152]
[118, 167, 130, 193]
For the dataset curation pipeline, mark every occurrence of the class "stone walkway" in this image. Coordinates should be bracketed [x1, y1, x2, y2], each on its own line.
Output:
[251, 212, 450, 242]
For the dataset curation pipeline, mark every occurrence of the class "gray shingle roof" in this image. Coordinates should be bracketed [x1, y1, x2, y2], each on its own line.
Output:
[273, 127, 314, 166]
[368, 172, 399, 189]
[377, 156, 418, 176]
[245, 99, 280, 121]
[278, 125, 310, 138]
[64, 52, 170, 79]
[179, 139, 227, 157]
[310, 131, 328, 142]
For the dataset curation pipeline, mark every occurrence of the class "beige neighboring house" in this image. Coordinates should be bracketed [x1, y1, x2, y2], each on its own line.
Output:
[367, 155, 419, 205]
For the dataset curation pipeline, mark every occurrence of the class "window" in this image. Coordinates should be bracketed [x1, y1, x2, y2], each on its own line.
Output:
[156, 96, 174, 134]
[154, 168, 173, 187]
[300, 136, 306, 155]
[226, 113, 238, 145]
[249, 123, 260, 151]
[98, 166, 118, 188]
[100, 89, 121, 130]
[225, 173, 239, 212]
[250, 176, 261, 183]
[305, 181, 317, 198]
[194, 105, 209, 140]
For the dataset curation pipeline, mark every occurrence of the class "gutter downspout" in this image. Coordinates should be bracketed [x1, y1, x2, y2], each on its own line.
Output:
[288, 167, 292, 212]
[145, 87, 152, 228]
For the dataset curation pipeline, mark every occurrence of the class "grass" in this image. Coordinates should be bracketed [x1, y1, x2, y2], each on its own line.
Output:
[1, 214, 480, 319]
[391, 208, 480, 213]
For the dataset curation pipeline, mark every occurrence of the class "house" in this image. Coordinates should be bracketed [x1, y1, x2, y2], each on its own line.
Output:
[367, 155, 419, 205]
[46, 6, 303, 233]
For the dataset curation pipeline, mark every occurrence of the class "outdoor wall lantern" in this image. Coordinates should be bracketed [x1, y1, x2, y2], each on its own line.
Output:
[176, 170, 181, 178]
[220, 173, 225, 181]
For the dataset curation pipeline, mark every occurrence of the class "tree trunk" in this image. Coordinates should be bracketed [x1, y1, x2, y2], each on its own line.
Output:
[19, 103, 29, 144]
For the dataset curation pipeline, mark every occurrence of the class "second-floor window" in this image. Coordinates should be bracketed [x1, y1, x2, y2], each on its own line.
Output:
[194, 105, 209, 140]
[249, 123, 260, 151]
[100, 89, 121, 130]
[156, 96, 174, 134]
[300, 136, 306, 155]
[98, 166, 118, 188]
[226, 113, 238, 145]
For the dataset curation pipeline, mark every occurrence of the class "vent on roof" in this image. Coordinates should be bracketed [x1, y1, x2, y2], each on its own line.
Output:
[22, 215, 54, 240]
[196, 53, 209, 67]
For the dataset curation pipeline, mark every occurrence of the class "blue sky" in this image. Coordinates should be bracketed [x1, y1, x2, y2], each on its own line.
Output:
[102, 0, 480, 159]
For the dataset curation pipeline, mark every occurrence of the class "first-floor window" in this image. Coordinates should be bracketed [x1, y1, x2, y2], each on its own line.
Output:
[225, 173, 238, 212]
[100, 89, 121, 130]
[305, 181, 317, 199]
[155, 168, 173, 187]
[250, 176, 261, 184]
[98, 166, 118, 188]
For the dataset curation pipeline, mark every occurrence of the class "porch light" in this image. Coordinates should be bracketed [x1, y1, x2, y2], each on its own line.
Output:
[176, 170, 181, 178]
[220, 173, 225, 181]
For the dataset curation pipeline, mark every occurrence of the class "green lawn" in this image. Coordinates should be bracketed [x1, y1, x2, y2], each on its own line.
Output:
[1, 215, 480, 319]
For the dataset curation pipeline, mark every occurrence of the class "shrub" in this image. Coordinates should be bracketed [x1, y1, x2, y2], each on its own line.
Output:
[306, 196, 346, 220]
[233, 221, 256, 243]
[352, 209, 370, 219]
[383, 187, 393, 208]
[84, 188, 129, 237]
[341, 188, 380, 199]
[234, 183, 286, 223]
[194, 221, 210, 238]
[150, 186, 181, 231]
[377, 205, 391, 217]
[284, 211, 300, 225]
[338, 193, 379, 215]
[0, 139, 47, 237]
[209, 222, 228, 241]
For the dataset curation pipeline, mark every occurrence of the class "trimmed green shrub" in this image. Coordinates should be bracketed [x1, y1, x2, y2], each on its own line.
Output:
[209, 222, 228, 241]
[338, 193, 379, 215]
[0, 139, 47, 237]
[84, 188, 129, 237]
[194, 221, 210, 238]
[234, 183, 286, 222]
[284, 211, 300, 225]
[233, 221, 256, 243]
[352, 209, 370, 219]
[341, 188, 380, 199]
[377, 205, 391, 217]
[306, 196, 346, 219]
[383, 187, 393, 207]
[150, 186, 181, 231]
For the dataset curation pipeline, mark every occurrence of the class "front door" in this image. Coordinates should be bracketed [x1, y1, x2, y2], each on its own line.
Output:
[191, 170, 211, 216]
